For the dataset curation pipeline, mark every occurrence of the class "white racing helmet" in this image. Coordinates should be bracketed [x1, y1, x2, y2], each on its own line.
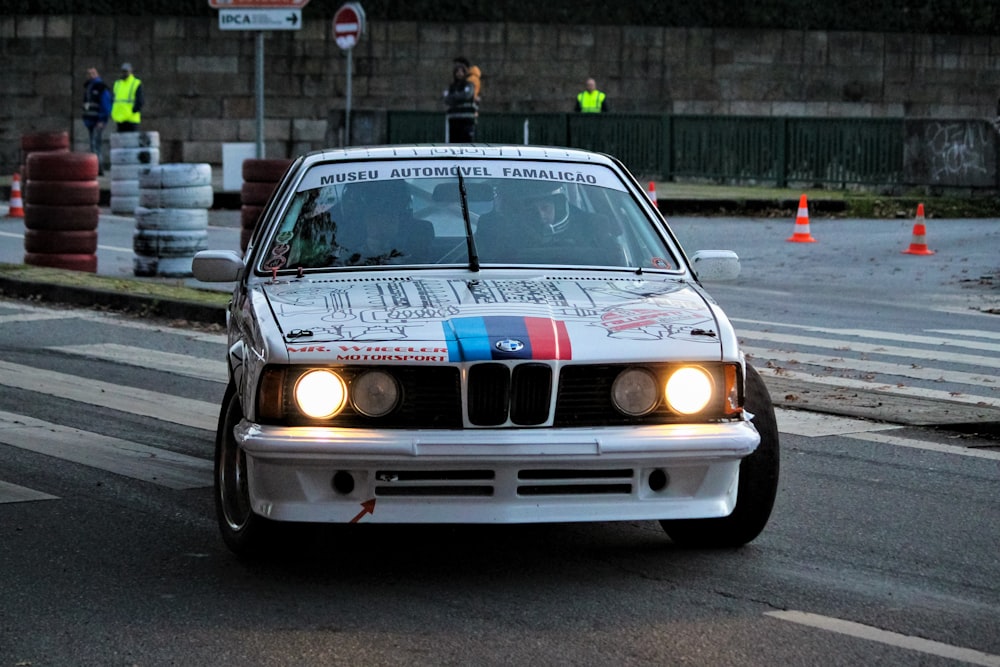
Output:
[502, 180, 570, 234]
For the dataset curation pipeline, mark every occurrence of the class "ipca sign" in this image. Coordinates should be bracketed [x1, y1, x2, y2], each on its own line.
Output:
[219, 8, 302, 30]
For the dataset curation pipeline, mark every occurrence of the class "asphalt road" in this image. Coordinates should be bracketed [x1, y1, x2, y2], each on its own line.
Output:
[0, 299, 998, 666]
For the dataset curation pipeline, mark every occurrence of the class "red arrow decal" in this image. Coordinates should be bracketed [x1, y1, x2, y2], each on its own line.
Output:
[349, 498, 376, 523]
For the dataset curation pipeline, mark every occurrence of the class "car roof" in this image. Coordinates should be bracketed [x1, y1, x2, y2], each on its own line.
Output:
[297, 144, 621, 167]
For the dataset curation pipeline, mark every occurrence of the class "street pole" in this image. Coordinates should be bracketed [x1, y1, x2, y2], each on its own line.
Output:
[255, 31, 265, 158]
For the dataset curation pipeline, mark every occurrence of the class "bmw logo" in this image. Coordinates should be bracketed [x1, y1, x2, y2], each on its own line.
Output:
[495, 338, 525, 353]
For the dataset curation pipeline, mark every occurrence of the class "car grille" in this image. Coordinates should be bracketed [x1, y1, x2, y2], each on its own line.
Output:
[372, 467, 635, 498]
[278, 362, 724, 428]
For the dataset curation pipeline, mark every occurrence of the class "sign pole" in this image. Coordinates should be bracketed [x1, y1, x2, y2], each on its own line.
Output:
[345, 47, 353, 146]
[256, 31, 265, 158]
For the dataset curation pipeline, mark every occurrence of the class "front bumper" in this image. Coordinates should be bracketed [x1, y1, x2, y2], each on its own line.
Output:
[235, 420, 760, 524]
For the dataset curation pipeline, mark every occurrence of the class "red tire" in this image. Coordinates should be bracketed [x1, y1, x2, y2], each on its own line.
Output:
[241, 204, 264, 230]
[21, 131, 70, 153]
[23, 204, 100, 231]
[24, 230, 98, 254]
[25, 152, 99, 182]
[24, 252, 97, 273]
[240, 181, 277, 206]
[242, 158, 291, 183]
[24, 180, 100, 206]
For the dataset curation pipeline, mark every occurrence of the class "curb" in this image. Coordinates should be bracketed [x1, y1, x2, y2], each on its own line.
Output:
[0, 275, 227, 326]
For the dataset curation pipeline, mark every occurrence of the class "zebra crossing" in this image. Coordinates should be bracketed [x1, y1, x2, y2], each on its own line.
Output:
[0, 300, 997, 505]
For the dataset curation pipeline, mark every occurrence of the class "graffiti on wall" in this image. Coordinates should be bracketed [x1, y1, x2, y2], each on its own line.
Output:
[904, 120, 997, 187]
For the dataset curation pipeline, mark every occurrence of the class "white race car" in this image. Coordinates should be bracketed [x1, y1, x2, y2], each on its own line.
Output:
[194, 145, 779, 557]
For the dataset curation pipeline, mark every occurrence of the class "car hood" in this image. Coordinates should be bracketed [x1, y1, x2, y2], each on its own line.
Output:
[258, 275, 726, 364]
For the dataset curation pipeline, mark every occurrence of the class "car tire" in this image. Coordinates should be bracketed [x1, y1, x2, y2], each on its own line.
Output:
[25, 152, 99, 181]
[24, 229, 98, 254]
[138, 185, 214, 209]
[240, 181, 277, 207]
[23, 204, 100, 231]
[24, 179, 101, 206]
[23, 252, 97, 273]
[215, 383, 282, 557]
[242, 158, 291, 183]
[660, 364, 780, 548]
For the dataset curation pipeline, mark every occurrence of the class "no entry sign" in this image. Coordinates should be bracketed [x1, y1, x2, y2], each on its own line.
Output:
[333, 2, 365, 50]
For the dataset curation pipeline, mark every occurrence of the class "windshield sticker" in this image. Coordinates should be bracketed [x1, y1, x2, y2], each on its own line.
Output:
[297, 160, 627, 193]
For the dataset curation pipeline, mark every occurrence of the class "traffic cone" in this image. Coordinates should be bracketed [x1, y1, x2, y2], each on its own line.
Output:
[7, 173, 24, 218]
[647, 181, 658, 207]
[902, 203, 934, 255]
[786, 194, 816, 243]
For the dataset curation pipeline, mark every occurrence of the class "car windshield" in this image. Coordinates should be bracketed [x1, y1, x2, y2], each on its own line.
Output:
[257, 158, 679, 272]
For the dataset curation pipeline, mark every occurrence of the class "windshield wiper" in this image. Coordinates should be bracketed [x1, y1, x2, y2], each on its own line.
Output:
[457, 170, 480, 272]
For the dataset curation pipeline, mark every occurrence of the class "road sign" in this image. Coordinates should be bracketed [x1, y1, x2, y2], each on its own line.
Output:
[209, 0, 309, 7]
[333, 2, 365, 50]
[219, 8, 302, 30]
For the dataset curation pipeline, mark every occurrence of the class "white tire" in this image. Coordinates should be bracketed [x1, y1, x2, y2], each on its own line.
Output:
[134, 206, 209, 231]
[133, 229, 208, 257]
[110, 165, 143, 181]
[139, 163, 212, 189]
[110, 179, 140, 197]
[133, 254, 193, 278]
[111, 131, 160, 149]
[110, 147, 161, 166]
[138, 185, 213, 209]
[110, 195, 139, 215]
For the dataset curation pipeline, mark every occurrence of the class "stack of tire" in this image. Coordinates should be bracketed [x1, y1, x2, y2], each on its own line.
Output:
[22, 151, 100, 273]
[240, 158, 291, 253]
[110, 131, 160, 215]
[20, 131, 70, 174]
[133, 163, 213, 277]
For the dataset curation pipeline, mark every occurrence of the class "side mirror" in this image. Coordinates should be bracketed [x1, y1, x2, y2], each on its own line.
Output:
[690, 250, 740, 282]
[192, 250, 245, 283]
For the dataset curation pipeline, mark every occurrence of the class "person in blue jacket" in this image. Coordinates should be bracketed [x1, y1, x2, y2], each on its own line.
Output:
[82, 67, 112, 174]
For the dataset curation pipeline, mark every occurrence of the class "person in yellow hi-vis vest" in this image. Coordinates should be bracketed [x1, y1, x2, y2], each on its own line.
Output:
[112, 62, 144, 132]
[574, 77, 608, 113]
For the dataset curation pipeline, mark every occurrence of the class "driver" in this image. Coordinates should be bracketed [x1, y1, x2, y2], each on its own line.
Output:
[338, 180, 434, 265]
[476, 179, 619, 261]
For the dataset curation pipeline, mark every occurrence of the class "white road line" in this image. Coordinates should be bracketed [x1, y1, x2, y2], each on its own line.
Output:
[845, 431, 1000, 461]
[739, 330, 999, 368]
[0, 410, 212, 489]
[756, 366, 1000, 408]
[765, 610, 1000, 666]
[928, 329, 1000, 341]
[0, 311, 82, 325]
[736, 319, 1000, 353]
[49, 343, 227, 383]
[0, 479, 58, 504]
[0, 360, 217, 431]
[774, 408, 899, 438]
[743, 345, 998, 389]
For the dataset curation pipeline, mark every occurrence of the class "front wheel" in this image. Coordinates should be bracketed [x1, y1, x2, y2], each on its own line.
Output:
[215, 383, 281, 557]
[660, 364, 780, 548]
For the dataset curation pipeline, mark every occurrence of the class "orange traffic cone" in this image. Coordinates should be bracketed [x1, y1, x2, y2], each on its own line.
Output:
[786, 194, 816, 243]
[647, 181, 658, 207]
[7, 173, 24, 218]
[902, 203, 934, 255]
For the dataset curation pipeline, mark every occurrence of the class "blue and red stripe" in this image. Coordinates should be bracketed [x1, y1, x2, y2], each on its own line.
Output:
[443, 316, 572, 361]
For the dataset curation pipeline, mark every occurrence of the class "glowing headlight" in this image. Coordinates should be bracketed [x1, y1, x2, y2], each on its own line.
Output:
[611, 368, 660, 416]
[351, 370, 400, 417]
[665, 367, 713, 415]
[294, 370, 347, 419]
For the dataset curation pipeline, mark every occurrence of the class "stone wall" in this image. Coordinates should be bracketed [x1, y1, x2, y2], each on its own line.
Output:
[2, 14, 1000, 175]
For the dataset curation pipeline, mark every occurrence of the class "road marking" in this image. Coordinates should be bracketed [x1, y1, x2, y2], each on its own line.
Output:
[927, 329, 1000, 341]
[0, 360, 217, 431]
[765, 610, 1000, 666]
[845, 431, 1000, 461]
[774, 408, 899, 437]
[756, 366, 1000, 409]
[736, 319, 1000, 354]
[0, 479, 58, 504]
[49, 343, 227, 383]
[744, 345, 997, 389]
[0, 410, 212, 489]
[739, 329, 999, 368]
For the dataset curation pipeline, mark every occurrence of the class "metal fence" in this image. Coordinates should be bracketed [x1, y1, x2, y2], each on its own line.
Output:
[387, 111, 921, 187]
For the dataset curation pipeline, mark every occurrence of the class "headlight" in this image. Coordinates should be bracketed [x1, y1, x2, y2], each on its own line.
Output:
[665, 367, 714, 415]
[294, 370, 347, 419]
[611, 368, 660, 416]
[351, 370, 400, 417]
